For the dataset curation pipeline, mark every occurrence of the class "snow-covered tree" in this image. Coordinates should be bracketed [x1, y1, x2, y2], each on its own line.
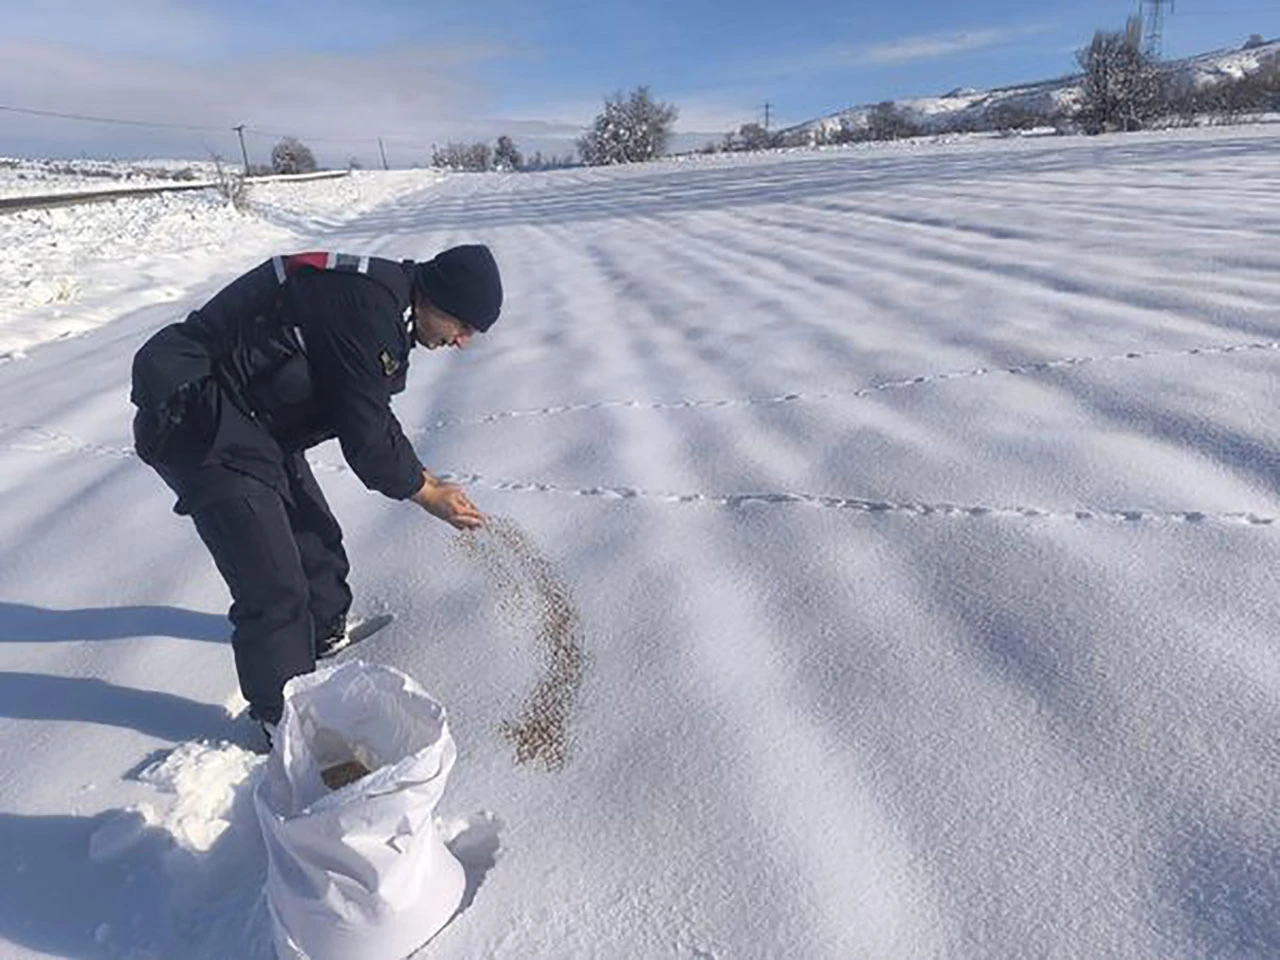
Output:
[271, 137, 318, 175]
[494, 135, 523, 171]
[578, 87, 679, 165]
[1076, 17, 1167, 134]
[736, 123, 774, 151]
[431, 142, 493, 172]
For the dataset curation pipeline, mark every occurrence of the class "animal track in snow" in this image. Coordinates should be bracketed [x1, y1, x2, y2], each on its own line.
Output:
[0, 422, 134, 459]
[406, 338, 1280, 435]
[2, 337, 1278, 527]
[430, 472, 1276, 527]
[0, 427, 1271, 526]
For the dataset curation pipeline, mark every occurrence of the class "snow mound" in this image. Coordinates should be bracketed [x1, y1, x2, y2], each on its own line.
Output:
[137, 740, 266, 852]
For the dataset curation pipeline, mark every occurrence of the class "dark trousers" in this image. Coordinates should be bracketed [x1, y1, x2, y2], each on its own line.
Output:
[189, 454, 351, 724]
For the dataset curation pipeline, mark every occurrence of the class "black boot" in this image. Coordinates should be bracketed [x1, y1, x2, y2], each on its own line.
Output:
[315, 612, 350, 659]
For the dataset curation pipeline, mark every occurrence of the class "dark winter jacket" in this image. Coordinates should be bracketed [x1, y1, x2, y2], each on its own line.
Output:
[131, 253, 425, 512]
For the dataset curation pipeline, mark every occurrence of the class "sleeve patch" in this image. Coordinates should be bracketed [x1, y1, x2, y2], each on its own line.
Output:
[379, 348, 400, 377]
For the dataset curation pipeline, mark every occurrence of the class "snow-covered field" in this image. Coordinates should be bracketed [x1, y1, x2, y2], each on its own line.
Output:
[1, 126, 1279, 958]
[0, 158, 216, 199]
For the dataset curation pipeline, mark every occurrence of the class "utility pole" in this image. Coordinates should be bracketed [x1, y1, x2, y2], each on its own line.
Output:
[378, 137, 389, 171]
[1139, 0, 1174, 59]
[762, 102, 772, 131]
[232, 124, 250, 175]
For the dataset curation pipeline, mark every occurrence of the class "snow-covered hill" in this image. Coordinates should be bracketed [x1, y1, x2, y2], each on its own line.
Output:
[785, 36, 1280, 141]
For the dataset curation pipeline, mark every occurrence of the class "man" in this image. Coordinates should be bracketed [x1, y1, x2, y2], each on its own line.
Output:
[130, 245, 502, 737]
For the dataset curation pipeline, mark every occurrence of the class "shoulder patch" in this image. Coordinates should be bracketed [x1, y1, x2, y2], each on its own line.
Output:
[378, 348, 400, 377]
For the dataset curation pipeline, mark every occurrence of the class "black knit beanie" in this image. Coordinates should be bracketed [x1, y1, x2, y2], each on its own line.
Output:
[412, 244, 503, 332]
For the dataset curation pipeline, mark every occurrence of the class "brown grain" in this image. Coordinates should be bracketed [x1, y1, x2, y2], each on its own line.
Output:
[455, 516, 586, 771]
[321, 759, 370, 790]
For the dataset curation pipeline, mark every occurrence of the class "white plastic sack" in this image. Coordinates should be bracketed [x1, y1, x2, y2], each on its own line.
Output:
[254, 660, 465, 960]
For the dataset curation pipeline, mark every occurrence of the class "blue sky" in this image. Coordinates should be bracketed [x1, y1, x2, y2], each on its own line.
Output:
[0, 0, 1275, 163]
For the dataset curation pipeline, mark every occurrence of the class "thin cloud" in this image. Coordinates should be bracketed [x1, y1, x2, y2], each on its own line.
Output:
[858, 23, 1053, 66]
[0, 0, 541, 162]
[0, 40, 508, 162]
[2, 0, 230, 59]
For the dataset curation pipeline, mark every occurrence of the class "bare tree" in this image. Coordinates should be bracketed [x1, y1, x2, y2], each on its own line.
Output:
[578, 86, 679, 165]
[271, 137, 318, 175]
[209, 153, 250, 211]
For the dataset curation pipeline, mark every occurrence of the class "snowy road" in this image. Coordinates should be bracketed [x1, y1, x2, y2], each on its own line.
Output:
[2, 128, 1279, 958]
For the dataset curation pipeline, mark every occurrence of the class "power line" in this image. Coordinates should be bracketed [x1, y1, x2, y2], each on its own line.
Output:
[0, 102, 229, 133]
[1, 98, 557, 159]
[1, 101, 442, 152]
[243, 126, 383, 145]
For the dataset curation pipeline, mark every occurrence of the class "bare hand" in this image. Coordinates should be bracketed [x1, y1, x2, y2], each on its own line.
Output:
[412, 474, 485, 530]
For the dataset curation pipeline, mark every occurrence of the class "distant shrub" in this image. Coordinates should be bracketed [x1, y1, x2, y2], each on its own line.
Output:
[737, 123, 781, 151]
[521, 151, 578, 171]
[988, 103, 1049, 132]
[866, 102, 922, 141]
[804, 117, 870, 146]
[271, 136, 318, 175]
[1160, 55, 1280, 126]
[932, 112, 981, 135]
[45, 162, 118, 179]
[431, 142, 493, 172]
[1207, 57, 1280, 121]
